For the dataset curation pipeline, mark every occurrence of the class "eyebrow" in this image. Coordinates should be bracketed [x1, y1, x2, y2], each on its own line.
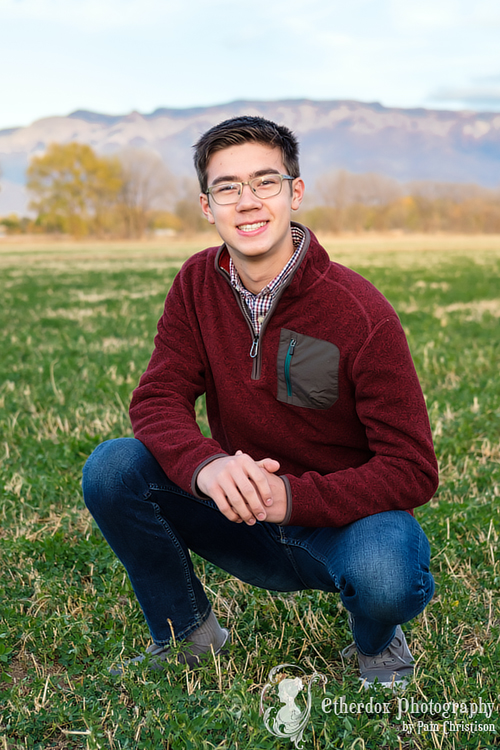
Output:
[210, 168, 281, 186]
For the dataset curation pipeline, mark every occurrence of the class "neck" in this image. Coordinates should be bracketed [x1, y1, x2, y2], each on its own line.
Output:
[230, 240, 296, 294]
[234, 258, 290, 294]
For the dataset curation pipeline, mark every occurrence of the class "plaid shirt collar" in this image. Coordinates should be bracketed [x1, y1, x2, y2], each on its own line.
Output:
[229, 225, 306, 334]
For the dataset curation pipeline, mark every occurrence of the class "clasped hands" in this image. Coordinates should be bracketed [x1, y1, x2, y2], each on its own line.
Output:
[196, 450, 287, 525]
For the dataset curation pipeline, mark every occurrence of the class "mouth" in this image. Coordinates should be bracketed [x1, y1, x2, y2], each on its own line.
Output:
[237, 221, 268, 233]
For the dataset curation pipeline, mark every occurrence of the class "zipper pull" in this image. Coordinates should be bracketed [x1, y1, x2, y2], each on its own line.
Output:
[250, 336, 259, 358]
[285, 338, 296, 397]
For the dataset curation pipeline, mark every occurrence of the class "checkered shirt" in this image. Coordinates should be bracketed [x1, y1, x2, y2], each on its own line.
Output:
[229, 226, 306, 336]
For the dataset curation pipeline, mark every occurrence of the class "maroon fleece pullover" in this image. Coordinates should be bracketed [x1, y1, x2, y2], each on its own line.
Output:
[130, 224, 438, 527]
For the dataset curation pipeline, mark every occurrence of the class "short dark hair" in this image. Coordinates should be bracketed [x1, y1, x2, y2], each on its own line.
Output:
[193, 115, 300, 193]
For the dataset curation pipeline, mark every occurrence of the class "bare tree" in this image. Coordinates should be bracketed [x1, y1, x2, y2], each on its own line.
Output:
[407, 180, 494, 202]
[350, 173, 402, 206]
[316, 169, 350, 232]
[316, 169, 401, 232]
[117, 148, 175, 237]
[174, 177, 209, 234]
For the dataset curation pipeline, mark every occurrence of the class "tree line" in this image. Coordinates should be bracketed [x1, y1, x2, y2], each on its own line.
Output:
[300, 169, 500, 234]
[1, 144, 500, 237]
[1, 143, 207, 238]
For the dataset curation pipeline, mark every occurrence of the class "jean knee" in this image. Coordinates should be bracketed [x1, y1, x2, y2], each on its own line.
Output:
[384, 566, 434, 623]
[366, 559, 432, 623]
[82, 437, 145, 515]
[340, 515, 434, 623]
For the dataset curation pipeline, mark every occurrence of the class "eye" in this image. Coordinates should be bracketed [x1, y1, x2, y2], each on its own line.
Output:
[250, 174, 283, 199]
[261, 175, 280, 184]
[214, 183, 239, 194]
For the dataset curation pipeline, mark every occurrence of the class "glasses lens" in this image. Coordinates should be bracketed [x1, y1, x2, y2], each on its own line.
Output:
[252, 174, 282, 198]
[209, 174, 286, 204]
[210, 183, 241, 204]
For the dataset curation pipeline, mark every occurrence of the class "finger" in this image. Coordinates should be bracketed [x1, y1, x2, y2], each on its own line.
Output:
[215, 453, 273, 522]
[217, 464, 271, 523]
[256, 457, 280, 475]
[210, 486, 245, 524]
[241, 452, 279, 473]
[222, 478, 264, 524]
[227, 453, 273, 508]
[241, 461, 274, 509]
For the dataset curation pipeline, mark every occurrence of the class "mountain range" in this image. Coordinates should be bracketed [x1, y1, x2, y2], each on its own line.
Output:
[1, 98, 500, 215]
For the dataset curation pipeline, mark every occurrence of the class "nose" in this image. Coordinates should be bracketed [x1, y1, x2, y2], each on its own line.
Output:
[236, 182, 262, 209]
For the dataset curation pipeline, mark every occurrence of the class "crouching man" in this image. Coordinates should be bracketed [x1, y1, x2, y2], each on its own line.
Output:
[82, 115, 437, 688]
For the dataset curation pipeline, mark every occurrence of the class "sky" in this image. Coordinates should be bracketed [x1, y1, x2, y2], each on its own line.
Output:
[1, 0, 500, 131]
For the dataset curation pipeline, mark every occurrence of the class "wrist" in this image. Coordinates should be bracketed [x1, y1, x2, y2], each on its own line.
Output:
[192, 453, 229, 498]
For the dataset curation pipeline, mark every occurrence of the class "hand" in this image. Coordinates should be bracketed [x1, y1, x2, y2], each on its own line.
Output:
[254, 463, 287, 524]
[196, 451, 285, 525]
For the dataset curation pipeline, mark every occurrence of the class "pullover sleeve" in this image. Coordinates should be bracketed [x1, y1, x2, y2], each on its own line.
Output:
[285, 317, 439, 527]
[129, 272, 227, 494]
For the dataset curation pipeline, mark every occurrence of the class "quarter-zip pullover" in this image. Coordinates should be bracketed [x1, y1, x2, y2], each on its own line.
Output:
[229, 225, 305, 338]
[130, 224, 438, 527]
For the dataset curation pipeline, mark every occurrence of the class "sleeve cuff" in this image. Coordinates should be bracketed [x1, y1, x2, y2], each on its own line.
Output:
[191, 453, 228, 498]
[278, 474, 293, 525]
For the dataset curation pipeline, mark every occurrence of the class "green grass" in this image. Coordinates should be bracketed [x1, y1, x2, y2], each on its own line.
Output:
[0, 237, 499, 749]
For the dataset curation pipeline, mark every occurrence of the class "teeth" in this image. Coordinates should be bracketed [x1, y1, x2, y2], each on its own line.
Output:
[238, 221, 266, 232]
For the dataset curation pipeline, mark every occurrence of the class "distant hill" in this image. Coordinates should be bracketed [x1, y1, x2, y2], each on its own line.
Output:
[1, 98, 500, 215]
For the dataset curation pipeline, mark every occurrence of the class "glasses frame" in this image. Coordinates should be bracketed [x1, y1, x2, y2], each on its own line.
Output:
[205, 173, 295, 205]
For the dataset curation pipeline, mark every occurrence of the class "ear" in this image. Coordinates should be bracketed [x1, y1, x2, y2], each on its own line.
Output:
[291, 178, 305, 211]
[200, 193, 215, 224]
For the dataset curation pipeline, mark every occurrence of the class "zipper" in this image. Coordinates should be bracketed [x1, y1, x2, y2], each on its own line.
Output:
[215, 226, 311, 380]
[284, 338, 296, 396]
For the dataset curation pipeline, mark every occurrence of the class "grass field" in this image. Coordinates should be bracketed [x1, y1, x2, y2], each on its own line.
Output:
[0, 233, 499, 749]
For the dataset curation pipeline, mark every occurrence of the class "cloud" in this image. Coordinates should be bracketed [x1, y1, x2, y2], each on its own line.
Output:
[0, 0, 194, 31]
[389, 0, 463, 30]
[473, 74, 500, 84]
[430, 86, 500, 108]
[388, 0, 500, 31]
[0, 0, 344, 33]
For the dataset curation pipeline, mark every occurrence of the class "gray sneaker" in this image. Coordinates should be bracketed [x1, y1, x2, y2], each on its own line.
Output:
[342, 619, 413, 690]
[109, 628, 230, 676]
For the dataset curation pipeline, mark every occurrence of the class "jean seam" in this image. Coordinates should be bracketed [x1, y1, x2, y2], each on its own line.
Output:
[404, 522, 433, 624]
[418, 527, 424, 615]
[279, 532, 330, 568]
[416, 525, 434, 618]
[150, 501, 209, 643]
[277, 527, 314, 589]
[148, 482, 217, 508]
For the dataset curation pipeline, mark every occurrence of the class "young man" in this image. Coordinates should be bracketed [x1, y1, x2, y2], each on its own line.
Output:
[82, 116, 438, 688]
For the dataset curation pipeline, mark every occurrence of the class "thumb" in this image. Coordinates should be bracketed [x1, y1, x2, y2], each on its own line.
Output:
[256, 457, 280, 473]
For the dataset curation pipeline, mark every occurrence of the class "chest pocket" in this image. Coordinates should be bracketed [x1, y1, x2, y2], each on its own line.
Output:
[276, 328, 340, 409]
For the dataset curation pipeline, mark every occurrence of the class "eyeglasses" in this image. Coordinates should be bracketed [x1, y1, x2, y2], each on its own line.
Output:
[206, 173, 295, 205]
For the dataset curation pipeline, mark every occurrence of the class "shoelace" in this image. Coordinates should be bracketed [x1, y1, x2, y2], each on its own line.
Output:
[341, 642, 358, 659]
[342, 635, 407, 667]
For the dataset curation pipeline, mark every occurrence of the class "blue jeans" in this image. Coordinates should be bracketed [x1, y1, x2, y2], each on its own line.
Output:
[82, 438, 434, 656]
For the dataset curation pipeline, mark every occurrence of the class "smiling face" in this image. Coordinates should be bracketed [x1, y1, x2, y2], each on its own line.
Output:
[199, 142, 304, 281]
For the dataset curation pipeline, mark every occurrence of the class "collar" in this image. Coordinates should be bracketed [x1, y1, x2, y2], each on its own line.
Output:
[228, 225, 306, 298]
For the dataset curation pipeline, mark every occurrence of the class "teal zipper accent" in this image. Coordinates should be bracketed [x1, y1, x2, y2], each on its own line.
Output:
[284, 338, 296, 396]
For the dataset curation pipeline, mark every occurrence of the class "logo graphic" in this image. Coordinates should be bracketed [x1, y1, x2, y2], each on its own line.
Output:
[260, 664, 327, 748]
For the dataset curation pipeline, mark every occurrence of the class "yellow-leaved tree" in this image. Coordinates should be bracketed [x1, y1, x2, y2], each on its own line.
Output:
[27, 142, 122, 236]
